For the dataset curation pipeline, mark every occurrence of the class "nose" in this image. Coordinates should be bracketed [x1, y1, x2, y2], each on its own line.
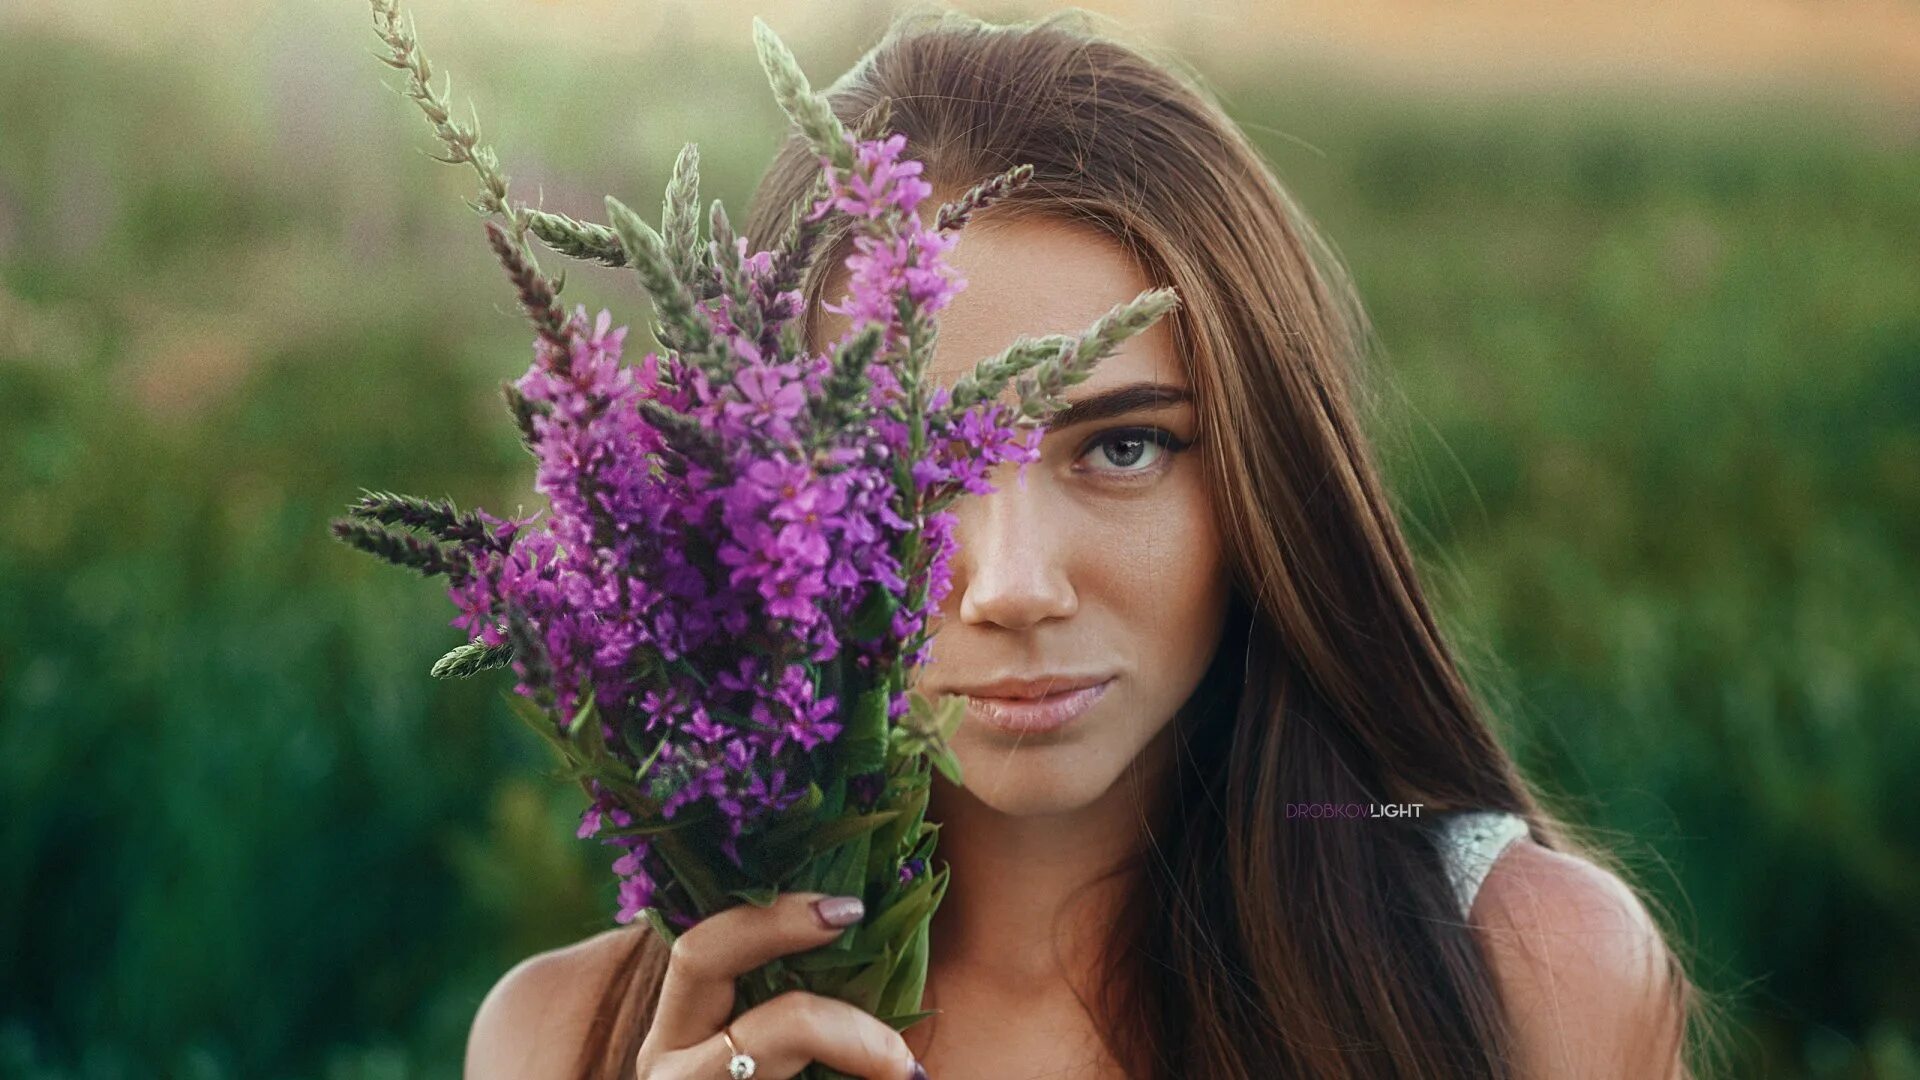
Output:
[950, 470, 1077, 631]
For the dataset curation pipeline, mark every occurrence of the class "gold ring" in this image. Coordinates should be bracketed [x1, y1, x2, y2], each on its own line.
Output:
[721, 1025, 757, 1079]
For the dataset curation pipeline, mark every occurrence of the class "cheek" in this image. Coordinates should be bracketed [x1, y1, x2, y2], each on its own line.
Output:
[1095, 474, 1225, 629]
[1078, 471, 1230, 695]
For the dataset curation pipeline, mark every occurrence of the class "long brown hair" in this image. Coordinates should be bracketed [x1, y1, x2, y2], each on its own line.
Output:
[574, 9, 1705, 1077]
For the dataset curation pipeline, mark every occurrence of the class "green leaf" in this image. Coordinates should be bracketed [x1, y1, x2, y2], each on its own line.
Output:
[814, 776, 847, 822]
[805, 810, 900, 859]
[867, 782, 927, 880]
[727, 885, 779, 908]
[597, 815, 705, 839]
[930, 745, 964, 786]
[632, 733, 670, 785]
[931, 693, 966, 740]
[840, 941, 898, 1013]
[878, 920, 931, 1020]
[638, 907, 679, 948]
[793, 781, 826, 816]
[782, 943, 887, 972]
[848, 586, 898, 641]
[857, 871, 936, 951]
[650, 828, 727, 916]
[813, 833, 870, 937]
[566, 690, 608, 759]
[756, 784, 825, 852]
[502, 692, 568, 758]
[906, 821, 941, 865]
[906, 691, 933, 723]
[840, 688, 890, 777]
[567, 690, 596, 737]
[876, 1008, 939, 1034]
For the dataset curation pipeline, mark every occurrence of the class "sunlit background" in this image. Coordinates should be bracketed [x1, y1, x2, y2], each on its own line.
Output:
[2, 0, 1917, 1076]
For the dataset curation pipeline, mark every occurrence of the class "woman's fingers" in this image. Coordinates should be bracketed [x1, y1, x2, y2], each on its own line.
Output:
[644, 891, 867, 1052]
[654, 990, 920, 1080]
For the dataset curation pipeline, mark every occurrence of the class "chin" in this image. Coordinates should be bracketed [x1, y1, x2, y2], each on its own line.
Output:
[941, 739, 1125, 818]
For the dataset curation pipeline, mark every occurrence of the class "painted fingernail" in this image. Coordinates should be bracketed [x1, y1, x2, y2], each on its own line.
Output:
[910, 1061, 930, 1080]
[813, 895, 864, 928]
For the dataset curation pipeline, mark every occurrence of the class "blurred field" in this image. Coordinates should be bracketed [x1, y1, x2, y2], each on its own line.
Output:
[1, 2, 1917, 1077]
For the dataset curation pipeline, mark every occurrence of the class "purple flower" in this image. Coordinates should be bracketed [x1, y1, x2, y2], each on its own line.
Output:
[761, 567, 828, 625]
[783, 695, 843, 754]
[615, 870, 655, 925]
[576, 804, 604, 840]
[815, 132, 933, 220]
[413, 123, 1084, 930]
[723, 362, 808, 443]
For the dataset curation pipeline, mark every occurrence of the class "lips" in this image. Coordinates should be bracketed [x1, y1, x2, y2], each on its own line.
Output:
[954, 673, 1113, 700]
[959, 676, 1115, 736]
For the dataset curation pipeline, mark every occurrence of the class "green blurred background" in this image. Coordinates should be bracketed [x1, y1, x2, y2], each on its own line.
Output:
[2, 0, 1916, 1076]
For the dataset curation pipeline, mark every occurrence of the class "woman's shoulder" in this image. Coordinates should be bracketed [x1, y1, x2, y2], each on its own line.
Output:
[1466, 830, 1688, 1078]
[466, 924, 660, 1080]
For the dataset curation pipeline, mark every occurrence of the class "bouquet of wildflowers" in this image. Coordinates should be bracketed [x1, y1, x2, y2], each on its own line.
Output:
[338, 4, 1177, 1066]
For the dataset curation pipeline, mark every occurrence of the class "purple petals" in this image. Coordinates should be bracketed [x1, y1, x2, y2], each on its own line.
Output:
[443, 130, 1054, 926]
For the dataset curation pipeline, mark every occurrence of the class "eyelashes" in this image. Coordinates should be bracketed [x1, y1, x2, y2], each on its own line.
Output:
[1073, 425, 1193, 480]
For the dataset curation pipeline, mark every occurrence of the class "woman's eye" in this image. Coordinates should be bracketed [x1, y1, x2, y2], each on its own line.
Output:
[1075, 427, 1189, 476]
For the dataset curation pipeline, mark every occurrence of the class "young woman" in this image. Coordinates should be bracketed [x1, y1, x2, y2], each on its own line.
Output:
[466, 11, 1701, 1079]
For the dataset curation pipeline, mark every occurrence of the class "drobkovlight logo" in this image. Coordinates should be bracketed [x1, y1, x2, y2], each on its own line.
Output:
[1284, 802, 1426, 820]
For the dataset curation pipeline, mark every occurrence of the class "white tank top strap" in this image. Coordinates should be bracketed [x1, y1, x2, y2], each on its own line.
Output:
[1431, 809, 1531, 919]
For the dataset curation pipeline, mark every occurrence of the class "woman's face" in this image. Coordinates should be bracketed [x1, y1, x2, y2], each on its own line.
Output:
[816, 214, 1231, 817]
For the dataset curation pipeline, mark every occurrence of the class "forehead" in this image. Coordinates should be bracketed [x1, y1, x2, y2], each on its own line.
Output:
[815, 214, 1183, 392]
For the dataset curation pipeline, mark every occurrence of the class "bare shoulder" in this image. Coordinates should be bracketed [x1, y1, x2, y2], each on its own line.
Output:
[466, 924, 656, 1080]
[1470, 837, 1687, 1079]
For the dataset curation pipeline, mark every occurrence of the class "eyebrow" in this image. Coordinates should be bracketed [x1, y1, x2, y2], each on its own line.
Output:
[1041, 381, 1194, 433]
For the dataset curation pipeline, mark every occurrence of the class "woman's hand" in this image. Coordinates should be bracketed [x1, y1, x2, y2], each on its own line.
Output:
[634, 892, 928, 1080]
